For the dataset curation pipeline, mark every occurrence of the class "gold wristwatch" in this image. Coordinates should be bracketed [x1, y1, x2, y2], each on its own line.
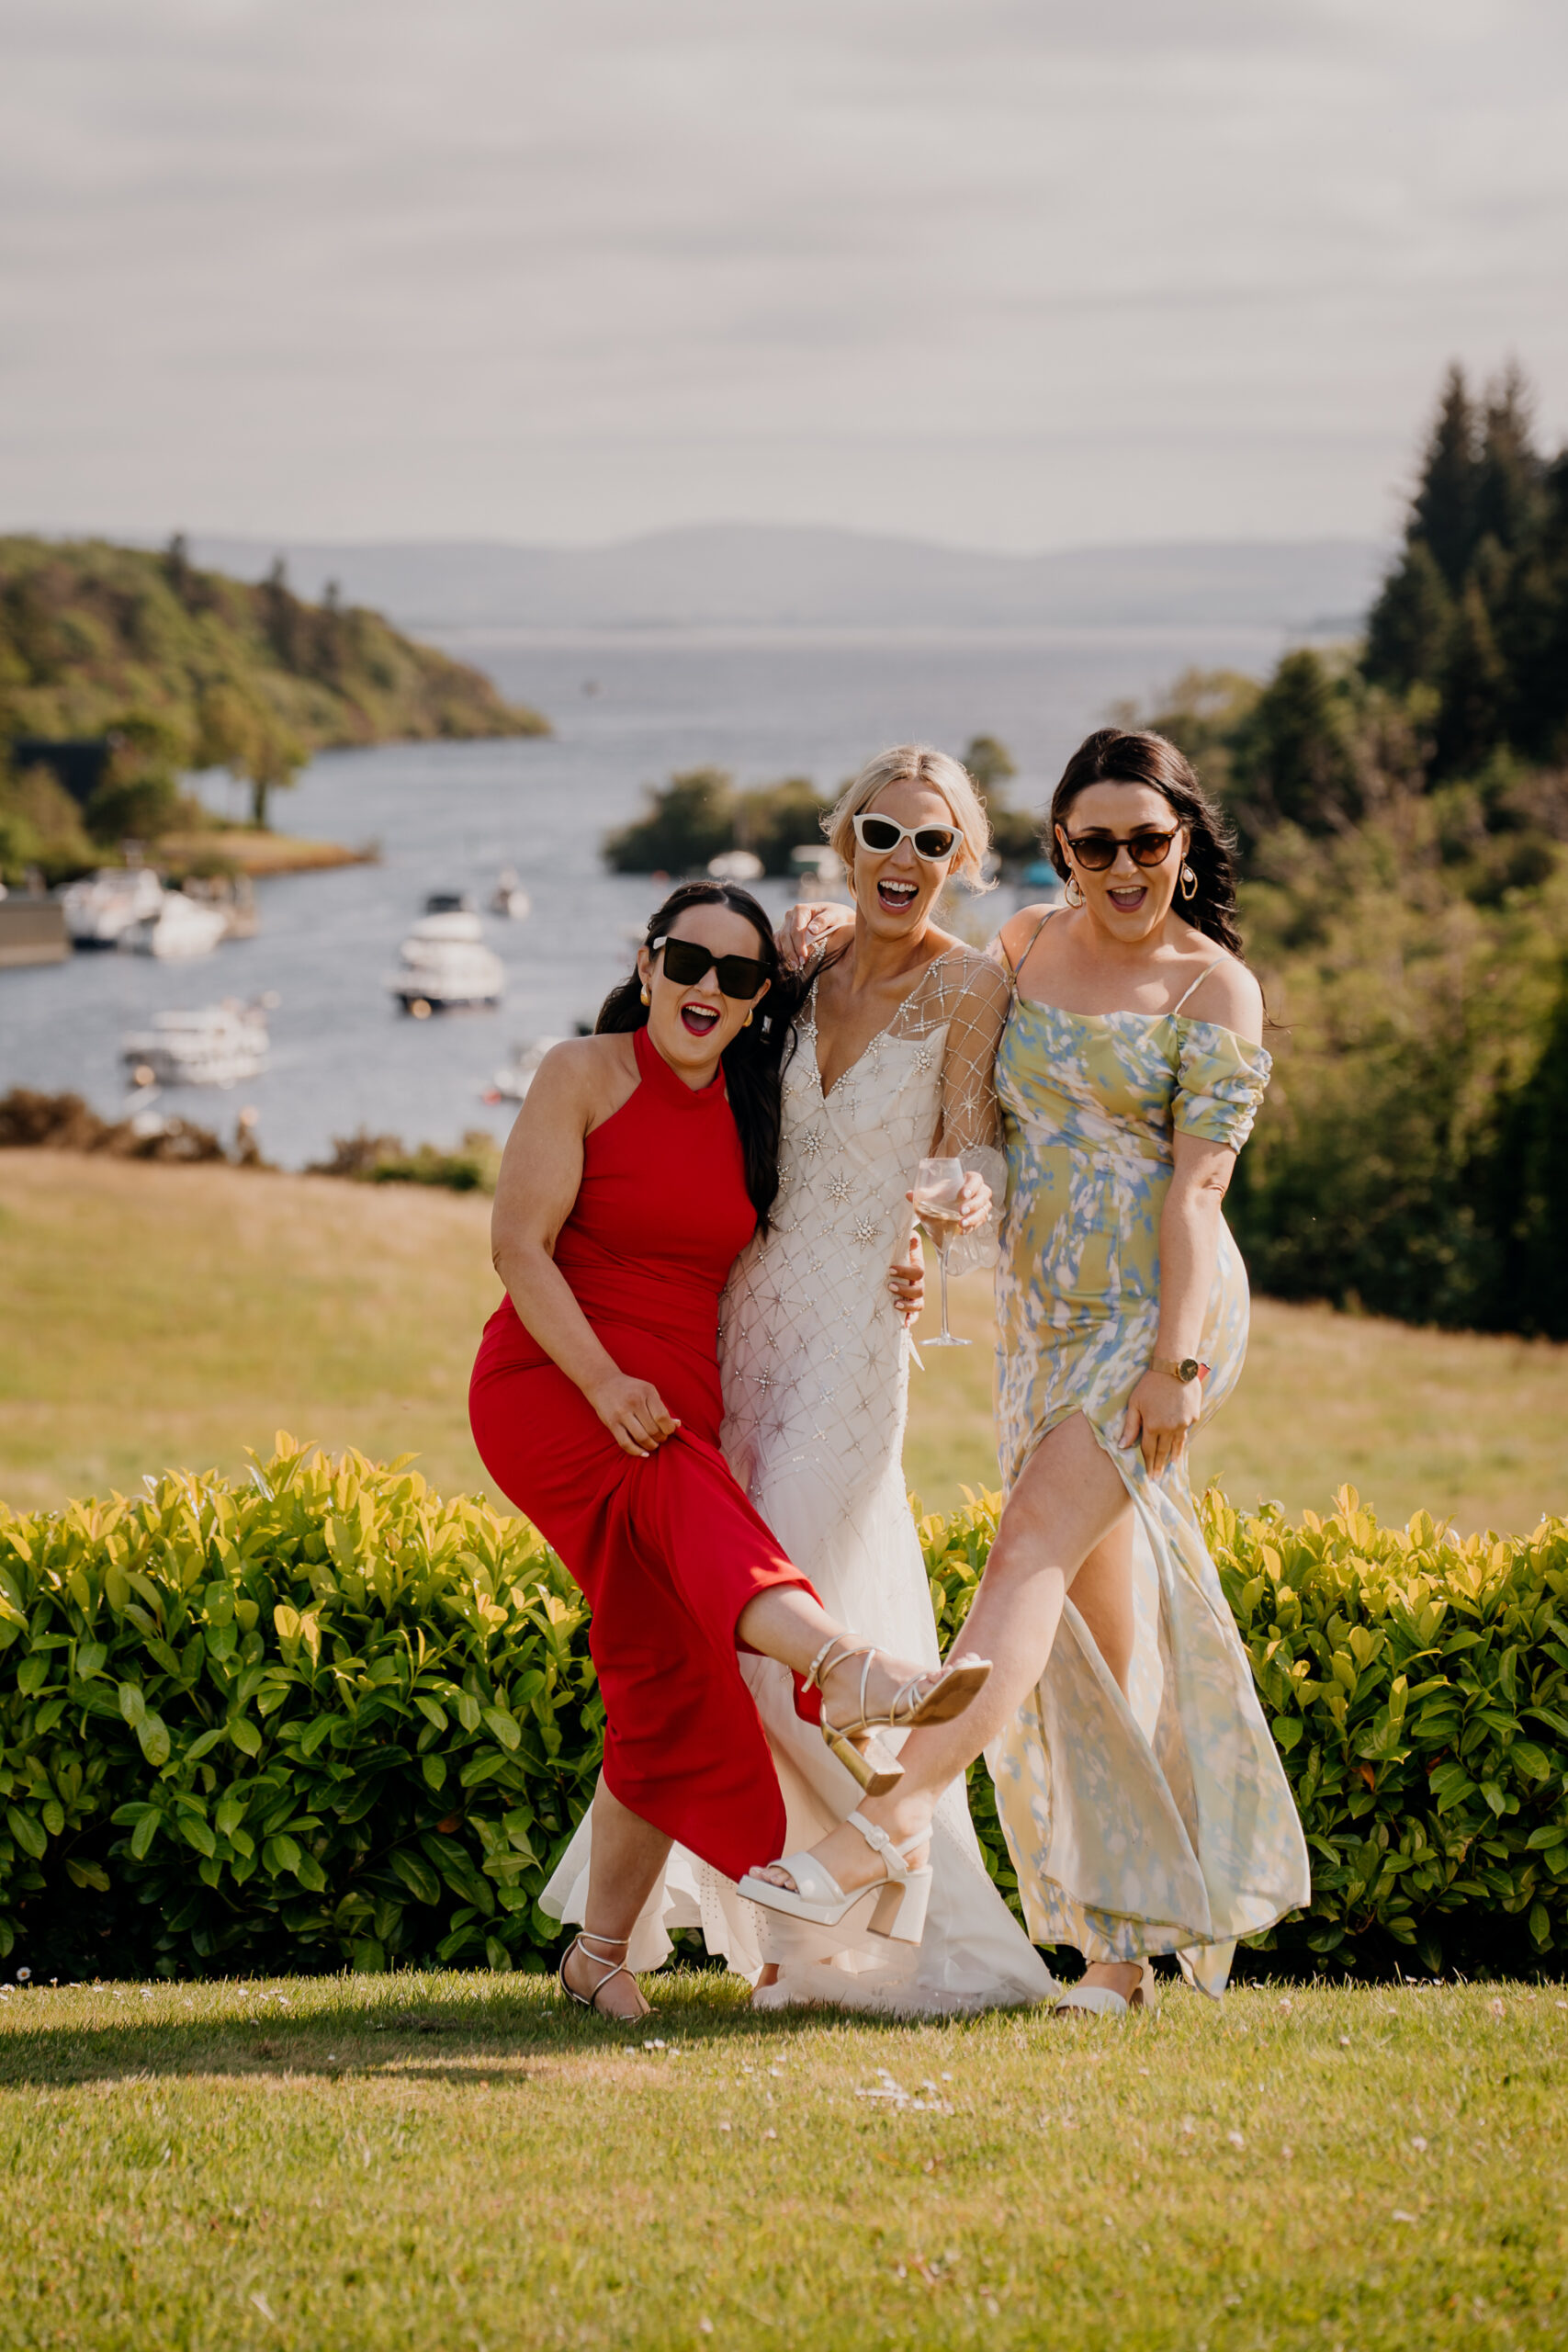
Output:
[1152, 1355, 1203, 1384]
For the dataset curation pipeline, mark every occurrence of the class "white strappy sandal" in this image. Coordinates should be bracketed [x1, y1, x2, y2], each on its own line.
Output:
[805, 1636, 993, 1795]
[559, 1930, 649, 2019]
[1052, 1961, 1159, 2018]
[739, 1810, 933, 1962]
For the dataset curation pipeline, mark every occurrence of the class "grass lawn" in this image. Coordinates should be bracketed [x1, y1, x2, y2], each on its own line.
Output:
[0, 1971, 1562, 2351]
[4, 1150, 1567, 1532]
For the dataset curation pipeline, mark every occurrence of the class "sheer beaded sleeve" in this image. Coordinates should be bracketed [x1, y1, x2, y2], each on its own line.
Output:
[886, 948, 1010, 1273]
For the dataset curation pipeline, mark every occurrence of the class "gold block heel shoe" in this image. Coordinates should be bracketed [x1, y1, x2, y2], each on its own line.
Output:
[804, 1638, 993, 1796]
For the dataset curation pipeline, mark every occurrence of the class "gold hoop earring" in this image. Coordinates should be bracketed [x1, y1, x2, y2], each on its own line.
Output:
[1063, 874, 1084, 908]
[1179, 863, 1198, 901]
[639, 984, 650, 1006]
[743, 1007, 753, 1026]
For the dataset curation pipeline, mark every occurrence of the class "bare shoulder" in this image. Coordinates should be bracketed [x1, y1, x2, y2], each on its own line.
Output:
[998, 900, 1059, 965]
[1182, 947, 1264, 1045]
[524, 1034, 634, 1119]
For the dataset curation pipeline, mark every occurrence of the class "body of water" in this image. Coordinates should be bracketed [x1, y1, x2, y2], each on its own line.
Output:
[2, 624, 1287, 1167]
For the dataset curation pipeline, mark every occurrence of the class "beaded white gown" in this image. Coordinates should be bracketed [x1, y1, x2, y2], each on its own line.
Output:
[540, 947, 1055, 2014]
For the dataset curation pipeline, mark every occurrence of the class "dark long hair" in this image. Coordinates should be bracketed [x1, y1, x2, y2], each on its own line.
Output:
[1048, 729, 1245, 958]
[596, 881, 804, 1233]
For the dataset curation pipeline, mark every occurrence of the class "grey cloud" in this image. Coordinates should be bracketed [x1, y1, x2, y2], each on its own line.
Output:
[0, 0, 1563, 546]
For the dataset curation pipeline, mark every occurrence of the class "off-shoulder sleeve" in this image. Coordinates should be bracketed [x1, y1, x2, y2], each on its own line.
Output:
[1173, 1024, 1272, 1151]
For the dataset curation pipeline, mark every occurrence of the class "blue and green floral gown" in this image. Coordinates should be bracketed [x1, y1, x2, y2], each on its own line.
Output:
[987, 935, 1310, 1995]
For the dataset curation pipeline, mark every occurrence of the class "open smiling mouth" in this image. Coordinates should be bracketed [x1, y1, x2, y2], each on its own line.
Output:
[680, 1001, 722, 1037]
[1108, 883, 1148, 911]
[877, 877, 919, 913]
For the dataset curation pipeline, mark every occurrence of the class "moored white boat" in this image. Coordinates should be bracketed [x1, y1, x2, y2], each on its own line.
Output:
[121, 1001, 270, 1088]
[118, 890, 229, 959]
[61, 866, 164, 946]
[485, 1036, 568, 1102]
[387, 898, 504, 1014]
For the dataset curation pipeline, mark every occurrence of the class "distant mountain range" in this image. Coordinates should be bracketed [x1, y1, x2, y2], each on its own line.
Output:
[176, 525, 1386, 636]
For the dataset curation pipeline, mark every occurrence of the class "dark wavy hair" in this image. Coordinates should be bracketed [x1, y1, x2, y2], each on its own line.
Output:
[596, 881, 804, 1234]
[1047, 728, 1245, 958]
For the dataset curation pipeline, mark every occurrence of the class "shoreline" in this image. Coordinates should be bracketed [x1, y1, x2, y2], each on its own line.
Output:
[154, 830, 377, 876]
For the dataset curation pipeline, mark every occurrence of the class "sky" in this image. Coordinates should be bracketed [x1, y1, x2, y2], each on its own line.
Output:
[2, 0, 1566, 553]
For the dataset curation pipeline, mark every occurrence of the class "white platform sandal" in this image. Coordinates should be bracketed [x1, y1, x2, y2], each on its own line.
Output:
[805, 1636, 993, 1796]
[559, 1930, 649, 2019]
[1052, 1961, 1158, 2018]
[739, 1810, 933, 1962]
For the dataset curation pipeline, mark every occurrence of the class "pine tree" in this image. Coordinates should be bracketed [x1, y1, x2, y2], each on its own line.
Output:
[1363, 538, 1452, 691]
[1474, 360, 1544, 556]
[1411, 365, 1481, 592]
[1434, 580, 1507, 777]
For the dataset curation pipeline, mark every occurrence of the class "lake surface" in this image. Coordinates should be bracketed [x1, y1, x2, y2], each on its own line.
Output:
[2, 624, 1285, 1168]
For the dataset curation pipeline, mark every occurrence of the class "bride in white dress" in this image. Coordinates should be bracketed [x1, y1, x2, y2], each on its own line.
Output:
[542, 746, 1055, 2014]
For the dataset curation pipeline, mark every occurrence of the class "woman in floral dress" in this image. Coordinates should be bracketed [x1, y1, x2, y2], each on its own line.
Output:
[744, 729, 1310, 2007]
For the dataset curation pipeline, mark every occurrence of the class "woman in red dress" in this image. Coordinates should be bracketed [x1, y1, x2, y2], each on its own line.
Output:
[470, 883, 990, 2018]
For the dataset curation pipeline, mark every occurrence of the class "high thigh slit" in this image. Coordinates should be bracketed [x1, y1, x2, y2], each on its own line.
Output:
[987, 922, 1310, 1994]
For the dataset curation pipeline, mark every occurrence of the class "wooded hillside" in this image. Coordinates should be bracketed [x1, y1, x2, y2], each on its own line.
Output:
[0, 536, 547, 867]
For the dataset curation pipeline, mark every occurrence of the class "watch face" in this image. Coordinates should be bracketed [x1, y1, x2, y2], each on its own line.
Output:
[1178, 1358, 1200, 1382]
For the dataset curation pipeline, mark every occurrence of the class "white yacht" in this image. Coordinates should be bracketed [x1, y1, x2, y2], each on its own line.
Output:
[122, 1001, 270, 1089]
[118, 890, 229, 959]
[60, 866, 164, 946]
[388, 895, 504, 1015]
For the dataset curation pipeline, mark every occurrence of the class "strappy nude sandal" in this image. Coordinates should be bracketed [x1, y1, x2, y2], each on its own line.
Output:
[740, 1810, 933, 1960]
[559, 1930, 649, 2019]
[1053, 1960, 1158, 2018]
[805, 1637, 993, 1795]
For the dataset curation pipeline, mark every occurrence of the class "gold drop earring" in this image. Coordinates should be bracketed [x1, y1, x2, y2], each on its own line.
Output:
[1179, 864, 1198, 900]
[1064, 873, 1085, 907]
[639, 984, 650, 1005]
[743, 1007, 753, 1026]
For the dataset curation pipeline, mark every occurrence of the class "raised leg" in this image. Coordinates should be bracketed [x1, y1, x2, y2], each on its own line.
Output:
[735, 1583, 958, 1733]
[749, 1413, 1131, 1898]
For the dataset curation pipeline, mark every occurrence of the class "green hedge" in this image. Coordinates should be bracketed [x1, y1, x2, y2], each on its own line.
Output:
[0, 1440, 601, 1980]
[3, 1444, 1565, 1981]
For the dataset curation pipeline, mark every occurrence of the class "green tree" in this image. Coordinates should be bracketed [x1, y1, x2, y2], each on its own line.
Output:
[1412, 364, 1481, 591]
[603, 768, 736, 874]
[1434, 582, 1508, 779]
[963, 735, 1016, 797]
[735, 776, 833, 875]
[1363, 539, 1452, 693]
[1231, 650, 1363, 839]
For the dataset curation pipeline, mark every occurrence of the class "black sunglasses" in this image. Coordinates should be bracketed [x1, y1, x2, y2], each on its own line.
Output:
[650, 934, 770, 1000]
[1063, 825, 1180, 872]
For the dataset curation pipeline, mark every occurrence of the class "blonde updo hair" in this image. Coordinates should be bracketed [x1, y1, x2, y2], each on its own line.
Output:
[826, 744, 992, 890]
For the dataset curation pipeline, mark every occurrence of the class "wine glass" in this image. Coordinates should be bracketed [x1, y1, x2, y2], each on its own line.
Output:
[911, 1155, 969, 1348]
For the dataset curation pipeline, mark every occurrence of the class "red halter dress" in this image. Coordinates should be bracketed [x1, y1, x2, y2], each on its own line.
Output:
[469, 1024, 818, 1883]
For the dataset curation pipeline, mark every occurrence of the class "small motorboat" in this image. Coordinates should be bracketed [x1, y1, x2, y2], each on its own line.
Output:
[484, 1036, 568, 1103]
[60, 866, 164, 947]
[118, 888, 229, 959]
[706, 849, 764, 882]
[388, 897, 504, 1015]
[490, 867, 532, 920]
[121, 1001, 270, 1089]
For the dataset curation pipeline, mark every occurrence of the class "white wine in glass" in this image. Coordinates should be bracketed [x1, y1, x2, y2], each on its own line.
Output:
[912, 1155, 968, 1348]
